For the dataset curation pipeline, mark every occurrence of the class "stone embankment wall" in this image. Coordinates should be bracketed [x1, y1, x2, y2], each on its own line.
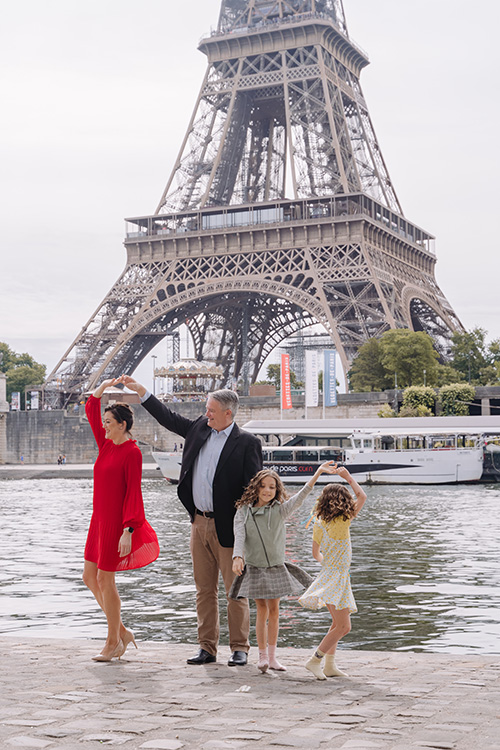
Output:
[2, 391, 392, 464]
[4, 405, 183, 465]
[0, 375, 9, 464]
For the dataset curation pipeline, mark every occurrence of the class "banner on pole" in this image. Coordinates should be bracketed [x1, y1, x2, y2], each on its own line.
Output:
[11, 392, 20, 411]
[305, 350, 319, 407]
[281, 353, 292, 410]
[324, 350, 337, 407]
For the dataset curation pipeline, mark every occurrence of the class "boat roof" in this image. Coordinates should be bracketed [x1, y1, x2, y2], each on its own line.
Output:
[243, 416, 500, 438]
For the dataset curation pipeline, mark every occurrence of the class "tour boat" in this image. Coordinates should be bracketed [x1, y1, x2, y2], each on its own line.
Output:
[152, 451, 182, 484]
[151, 415, 500, 485]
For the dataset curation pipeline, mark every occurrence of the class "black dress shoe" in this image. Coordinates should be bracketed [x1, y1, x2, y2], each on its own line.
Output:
[228, 650, 248, 666]
[187, 648, 216, 665]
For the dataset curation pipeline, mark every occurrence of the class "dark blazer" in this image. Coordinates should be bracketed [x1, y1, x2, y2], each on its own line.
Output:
[142, 394, 263, 547]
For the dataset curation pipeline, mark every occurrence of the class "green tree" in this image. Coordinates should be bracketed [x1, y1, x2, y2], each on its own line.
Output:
[0, 342, 17, 372]
[379, 329, 439, 387]
[450, 327, 490, 384]
[0, 342, 46, 408]
[435, 363, 465, 386]
[348, 338, 390, 392]
[349, 330, 440, 392]
[488, 339, 500, 385]
[488, 338, 500, 363]
[263, 363, 304, 389]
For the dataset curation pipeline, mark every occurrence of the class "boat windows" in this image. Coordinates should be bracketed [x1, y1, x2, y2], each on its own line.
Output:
[459, 435, 478, 448]
[276, 450, 294, 461]
[427, 435, 456, 449]
[300, 450, 321, 461]
[378, 436, 395, 450]
[351, 437, 373, 451]
[398, 436, 426, 450]
[319, 449, 341, 461]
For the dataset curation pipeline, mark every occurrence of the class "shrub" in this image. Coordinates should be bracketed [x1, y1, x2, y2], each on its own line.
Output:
[415, 404, 433, 417]
[378, 404, 396, 418]
[398, 405, 418, 418]
[439, 383, 476, 416]
[402, 385, 436, 414]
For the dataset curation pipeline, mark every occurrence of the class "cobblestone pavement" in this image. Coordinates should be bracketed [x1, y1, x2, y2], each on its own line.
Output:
[0, 637, 499, 750]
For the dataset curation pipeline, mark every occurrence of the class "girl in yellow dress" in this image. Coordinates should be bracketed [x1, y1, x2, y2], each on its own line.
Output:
[299, 465, 366, 680]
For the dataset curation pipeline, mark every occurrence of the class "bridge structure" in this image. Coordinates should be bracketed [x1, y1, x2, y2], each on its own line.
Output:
[44, 0, 461, 406]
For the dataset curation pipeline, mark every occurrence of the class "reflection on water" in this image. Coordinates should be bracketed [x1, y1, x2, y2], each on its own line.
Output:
[1, 478, 499, 654]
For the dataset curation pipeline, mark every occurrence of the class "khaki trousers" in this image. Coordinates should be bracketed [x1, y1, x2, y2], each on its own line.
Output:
[190, 513, 250, 656]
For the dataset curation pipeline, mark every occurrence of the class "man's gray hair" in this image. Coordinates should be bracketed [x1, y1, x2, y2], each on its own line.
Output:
[209, 389, 239, 418]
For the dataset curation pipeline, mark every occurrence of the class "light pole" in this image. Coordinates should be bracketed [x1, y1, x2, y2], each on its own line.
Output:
[423, 369, 426, 386]
[152, 355, 157, 396]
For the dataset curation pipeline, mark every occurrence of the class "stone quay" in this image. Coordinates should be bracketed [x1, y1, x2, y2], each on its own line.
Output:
[0, 636, 498, 750]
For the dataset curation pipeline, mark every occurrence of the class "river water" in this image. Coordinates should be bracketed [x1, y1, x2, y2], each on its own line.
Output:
[1, 477, 499, 654]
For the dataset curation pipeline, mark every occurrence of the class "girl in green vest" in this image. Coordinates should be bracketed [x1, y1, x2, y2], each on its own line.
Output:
[230, 461, 337, 673]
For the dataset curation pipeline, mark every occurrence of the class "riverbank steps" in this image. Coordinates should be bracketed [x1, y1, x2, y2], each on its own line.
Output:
[0, 637, 498, 749]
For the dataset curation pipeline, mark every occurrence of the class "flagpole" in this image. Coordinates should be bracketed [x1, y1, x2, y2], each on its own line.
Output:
[322, 350, 326, 420]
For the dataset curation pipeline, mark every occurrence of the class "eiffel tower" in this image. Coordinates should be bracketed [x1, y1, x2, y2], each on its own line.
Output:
[44, 0, 461, 406]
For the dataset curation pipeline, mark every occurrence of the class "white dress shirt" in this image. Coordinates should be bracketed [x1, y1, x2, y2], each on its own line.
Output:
[192, 422, 235, 512]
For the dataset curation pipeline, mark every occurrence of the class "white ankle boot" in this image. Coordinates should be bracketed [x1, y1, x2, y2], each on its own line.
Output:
[305, 652, 326, 680]
[323, 654, 348, 677]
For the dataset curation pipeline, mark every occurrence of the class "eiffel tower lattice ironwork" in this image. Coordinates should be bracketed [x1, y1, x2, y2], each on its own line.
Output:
[45, 0, 461, 406]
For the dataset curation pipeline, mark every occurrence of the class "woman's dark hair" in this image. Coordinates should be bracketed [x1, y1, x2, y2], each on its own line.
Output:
[104, 402, 134, 432]
[315, 483, 356, 523]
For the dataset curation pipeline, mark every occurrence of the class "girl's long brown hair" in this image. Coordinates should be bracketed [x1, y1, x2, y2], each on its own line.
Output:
[236, 469, 288, 508]
[315, 483, 355, 523]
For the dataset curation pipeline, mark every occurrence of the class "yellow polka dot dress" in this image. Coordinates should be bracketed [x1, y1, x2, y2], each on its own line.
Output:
[299, 517, 357, 613]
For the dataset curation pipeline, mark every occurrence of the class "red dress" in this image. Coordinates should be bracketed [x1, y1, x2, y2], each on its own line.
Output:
[84, 395, 160, 572]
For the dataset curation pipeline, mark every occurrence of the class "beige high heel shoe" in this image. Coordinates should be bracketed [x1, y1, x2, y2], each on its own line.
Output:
[92, 639, 125, 662]
[122, 630, 137, 654]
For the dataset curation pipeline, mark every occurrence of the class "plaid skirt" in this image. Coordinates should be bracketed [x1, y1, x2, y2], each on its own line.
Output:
[229, 562, 313, 600]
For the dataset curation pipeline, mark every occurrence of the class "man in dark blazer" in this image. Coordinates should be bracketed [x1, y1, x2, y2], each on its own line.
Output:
[121, 377, 262, 666]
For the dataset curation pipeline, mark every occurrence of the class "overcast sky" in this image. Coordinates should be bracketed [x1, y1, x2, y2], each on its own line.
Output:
[1, 0, 499, 390]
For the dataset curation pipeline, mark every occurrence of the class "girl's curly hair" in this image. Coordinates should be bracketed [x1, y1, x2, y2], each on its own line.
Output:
[315, 483, 356, 523]
[236, 469, 288, 508]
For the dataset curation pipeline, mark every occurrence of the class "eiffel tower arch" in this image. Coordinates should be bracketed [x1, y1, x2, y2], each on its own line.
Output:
[44, 0, 461, 406]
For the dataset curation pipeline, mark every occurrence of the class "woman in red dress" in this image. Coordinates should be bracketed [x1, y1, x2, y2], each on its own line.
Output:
[83, 378, 160, 661]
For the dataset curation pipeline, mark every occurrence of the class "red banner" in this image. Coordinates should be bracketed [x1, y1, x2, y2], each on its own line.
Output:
[281, 353, 292, 410]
